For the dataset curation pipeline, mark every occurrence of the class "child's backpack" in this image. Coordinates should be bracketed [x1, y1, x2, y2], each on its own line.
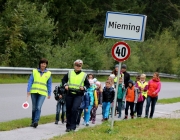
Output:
[53, 85, 65, 102]
[79, 93, 90, 109]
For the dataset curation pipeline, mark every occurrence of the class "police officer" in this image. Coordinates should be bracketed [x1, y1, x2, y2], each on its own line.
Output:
[62, 59, 90, 132]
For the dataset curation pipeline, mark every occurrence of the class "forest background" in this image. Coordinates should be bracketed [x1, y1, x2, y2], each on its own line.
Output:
[0, 0, 180, 75]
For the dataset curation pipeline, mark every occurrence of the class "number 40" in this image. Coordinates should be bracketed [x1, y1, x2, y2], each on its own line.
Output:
[116, 47, 126, 57]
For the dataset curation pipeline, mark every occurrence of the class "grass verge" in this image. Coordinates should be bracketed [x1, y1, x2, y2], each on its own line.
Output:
[158, 97, 180, 104]
[0, 114, 55, 131]
[51, 118, 180, 140]
[0, 74, 179, 84]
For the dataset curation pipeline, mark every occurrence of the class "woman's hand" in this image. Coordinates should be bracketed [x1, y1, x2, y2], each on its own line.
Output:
[27, 92, 30, 97]
[47, 96, 51, 99]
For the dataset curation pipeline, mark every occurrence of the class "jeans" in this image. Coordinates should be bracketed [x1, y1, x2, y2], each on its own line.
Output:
[145, 96, 158, 118]
[102, 102, 111, 119]
[125, 101, 134, 116]
[66, 93, 82, 130]
[76, 109, 83, 125]
[136, 101, 144, 117]
[117, 99, 123, 117]
[84, 105, 92, 123]
[31, 93, 46, 123]
[55, 101, 66, 122]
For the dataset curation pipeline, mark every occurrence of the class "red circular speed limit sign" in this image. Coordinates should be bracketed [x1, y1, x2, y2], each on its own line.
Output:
[111, 41, 131, 62]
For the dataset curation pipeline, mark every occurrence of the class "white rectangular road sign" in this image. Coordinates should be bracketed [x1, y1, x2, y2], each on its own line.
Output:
[104, 11, 147, 42]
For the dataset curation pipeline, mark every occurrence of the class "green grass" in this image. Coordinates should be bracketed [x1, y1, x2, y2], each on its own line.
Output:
[158, 97, 180, 104]
[0, 114, 55, 131]
[51, 118, 180, 140]
[0, 74, 179, 84]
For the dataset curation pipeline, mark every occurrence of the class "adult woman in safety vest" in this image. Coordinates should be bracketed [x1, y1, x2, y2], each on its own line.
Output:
[27, 58, 52, 128]
[62, 59, 90, 132]
[135, 74, 148, 117]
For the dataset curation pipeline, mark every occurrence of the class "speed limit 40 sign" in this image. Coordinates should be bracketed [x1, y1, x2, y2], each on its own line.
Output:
[111, 41, 131, 62]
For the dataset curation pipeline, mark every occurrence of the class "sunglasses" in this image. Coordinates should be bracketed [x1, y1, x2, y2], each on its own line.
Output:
[75, 64, 82, 67]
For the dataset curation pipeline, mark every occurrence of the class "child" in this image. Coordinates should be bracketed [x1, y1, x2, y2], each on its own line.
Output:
[117, 77, 126, 118]
[123, 80, 138, 119]
[83, 79, 97, 126]
[135, 74, 148, 118]
[134, 75, 140, 116]
[102, 80, 115, 121]
[54, 84, 66, 124]
[90, 81, 103, 124]
[76, 92, 90, 127]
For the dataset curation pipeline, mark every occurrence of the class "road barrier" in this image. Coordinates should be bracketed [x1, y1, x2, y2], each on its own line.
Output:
[0, 67, 178, 79]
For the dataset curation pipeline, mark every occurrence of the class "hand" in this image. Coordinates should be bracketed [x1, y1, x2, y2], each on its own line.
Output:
[27, 92, 30, 97]
[152, 92, 156, 94]
[85, 109, 88, 112]
[47, 96, 51, 99]
[59, 95, 62, 98]
[80, 86, 84, 90]
[65, 86, 69, 90]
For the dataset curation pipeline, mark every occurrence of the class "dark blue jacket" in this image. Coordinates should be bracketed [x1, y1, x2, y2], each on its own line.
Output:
[79, 92, 90, 109]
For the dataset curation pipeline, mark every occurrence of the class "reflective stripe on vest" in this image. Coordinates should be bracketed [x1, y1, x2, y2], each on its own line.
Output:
[137, 81, 148, 98]
[30, 69, 51, 96]
[68, 70, 86, 91]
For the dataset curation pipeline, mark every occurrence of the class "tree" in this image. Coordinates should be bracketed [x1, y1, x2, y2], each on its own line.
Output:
[0, 0, 55, 67]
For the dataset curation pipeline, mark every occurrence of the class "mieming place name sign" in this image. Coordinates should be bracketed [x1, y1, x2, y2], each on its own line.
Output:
[104, 11, 147, 42]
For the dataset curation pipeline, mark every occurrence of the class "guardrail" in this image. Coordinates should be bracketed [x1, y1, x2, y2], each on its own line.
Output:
[0, 67, 178, 79]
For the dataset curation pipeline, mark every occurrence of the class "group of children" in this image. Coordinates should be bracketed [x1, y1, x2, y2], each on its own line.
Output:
[54, 73, 150, 126]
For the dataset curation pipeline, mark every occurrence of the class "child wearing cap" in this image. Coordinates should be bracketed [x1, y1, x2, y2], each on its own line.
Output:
[123, 80, 138, 119]
[90, 81, 103, 124]
[83, 79, 98, 126]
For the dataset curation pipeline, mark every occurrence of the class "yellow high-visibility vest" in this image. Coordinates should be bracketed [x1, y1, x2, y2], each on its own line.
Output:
[114, 73, 124, 83]
[30, 69, 51, 96]
[137, 81, 148, 98]
[68, 70, 87, 93]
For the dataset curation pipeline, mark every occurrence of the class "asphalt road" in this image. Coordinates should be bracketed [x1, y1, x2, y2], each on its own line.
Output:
[0, 82, 179, 122]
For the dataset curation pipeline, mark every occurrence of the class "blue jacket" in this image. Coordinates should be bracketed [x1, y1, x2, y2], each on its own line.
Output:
[79, 92, 90, 109]
[27, 68, 52, 96]
[87, 85, 96, 106]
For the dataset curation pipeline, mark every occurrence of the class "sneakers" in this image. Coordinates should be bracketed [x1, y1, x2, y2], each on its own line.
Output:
[82, 121, 86, 125]
[131, 116, 134, 119]
[86, 122, 89, 126]
[118, 115, 121, 118]
[55, 120, 58, 124]
[76, 124, 79, 128]
[33, 122, 38, 128]
[65, 129, 71, 132]
[124, 116, 128, 120]
[144, 116, 148, 118]
[92, 121, 95, 124]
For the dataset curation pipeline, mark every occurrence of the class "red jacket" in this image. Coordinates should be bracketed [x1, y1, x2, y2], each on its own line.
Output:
[147, 78, 161, 97]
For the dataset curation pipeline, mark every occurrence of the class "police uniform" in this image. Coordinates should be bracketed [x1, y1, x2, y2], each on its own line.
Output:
[62, 60, 90, 131]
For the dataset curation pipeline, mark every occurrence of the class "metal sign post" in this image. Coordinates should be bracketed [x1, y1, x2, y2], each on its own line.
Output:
[110, 41, 131, 129]
[110, 62, 121, 129]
